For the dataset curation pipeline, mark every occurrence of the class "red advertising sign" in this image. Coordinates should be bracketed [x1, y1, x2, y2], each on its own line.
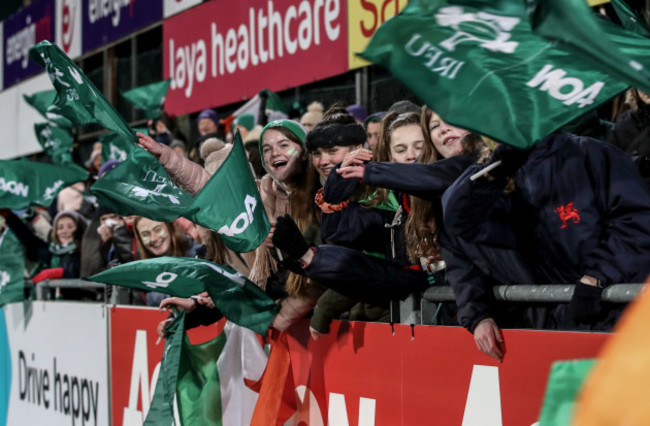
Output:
[109, 306, 221, 426]
[109, 307, 608, 425]
[163, 0, 349, 116]
[285, 321, 609, 425]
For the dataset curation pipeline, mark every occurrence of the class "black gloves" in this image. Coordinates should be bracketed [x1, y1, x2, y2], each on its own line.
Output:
[272, 214, 311, 260]
[569, 282, 604, 324]
[488, 144, 533, 180]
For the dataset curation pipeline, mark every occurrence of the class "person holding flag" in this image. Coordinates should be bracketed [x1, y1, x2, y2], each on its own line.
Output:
[136, 119, 323, 332]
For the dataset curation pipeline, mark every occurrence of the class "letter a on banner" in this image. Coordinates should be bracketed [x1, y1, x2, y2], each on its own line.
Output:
[462, 365, 502, 426]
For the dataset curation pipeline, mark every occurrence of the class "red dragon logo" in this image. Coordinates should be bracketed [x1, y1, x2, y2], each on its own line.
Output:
[554, 202, 581, 229]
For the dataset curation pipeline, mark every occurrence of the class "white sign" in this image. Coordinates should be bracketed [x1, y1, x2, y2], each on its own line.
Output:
[163, 0, 202, 19]
[4, 302, 109, 426]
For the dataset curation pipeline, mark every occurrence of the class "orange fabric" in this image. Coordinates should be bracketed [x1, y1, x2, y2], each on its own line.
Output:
[247, 330, 296, 425]
[574, 275, 650, 425]
[220, 115, 236, 134]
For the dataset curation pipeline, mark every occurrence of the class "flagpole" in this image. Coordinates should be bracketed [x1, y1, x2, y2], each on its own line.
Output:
[470, 161, 502, 181]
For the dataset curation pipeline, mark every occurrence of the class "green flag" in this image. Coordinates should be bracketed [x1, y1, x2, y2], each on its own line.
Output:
[99, 131, 134, 163]
[0, 230, 25, 307]
[144, 311, 185, 426]
[88, 257, 278, 335]
[0, 161, 88, 209]
[260, 89, 289, 115]
[23, 90, 73, 128]
[610, 0, 650, 37]
[360, 0, 639, 147]
[189, 133, 270, 253]
[538, 359, 596, 426]
[177, 328, 226, 426]
[91, 146, 194, 221]
[34, 123, 74, 165]
[532, 0, 650, 93]
[121, 80, 171, 120]
[29, 40, 136, 143]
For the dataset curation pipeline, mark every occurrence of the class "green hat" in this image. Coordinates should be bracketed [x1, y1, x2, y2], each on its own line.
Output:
[233, 113, 255, 131]
[258, 120, 308, 166]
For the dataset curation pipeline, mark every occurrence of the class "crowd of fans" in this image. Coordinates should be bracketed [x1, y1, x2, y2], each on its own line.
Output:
[2, 90, 650, 361]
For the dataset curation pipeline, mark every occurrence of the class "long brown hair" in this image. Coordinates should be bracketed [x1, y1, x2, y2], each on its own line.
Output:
[405, 107, 489, 262]
[133, 217, 188, 259]
[361, 110, 422, 207]
[260, 124, 320, 296]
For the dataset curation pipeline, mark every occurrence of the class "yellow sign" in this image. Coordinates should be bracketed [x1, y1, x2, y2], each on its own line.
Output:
[348, 0, 408, 70]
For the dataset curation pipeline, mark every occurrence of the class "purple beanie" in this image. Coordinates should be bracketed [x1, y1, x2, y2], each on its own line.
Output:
[346, 104, 368, 122]
[198, 109, 219, 126]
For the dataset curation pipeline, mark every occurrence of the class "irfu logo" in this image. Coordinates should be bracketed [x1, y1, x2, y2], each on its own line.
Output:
[218, 195, 258, 237]
[435, 6, 520, 53]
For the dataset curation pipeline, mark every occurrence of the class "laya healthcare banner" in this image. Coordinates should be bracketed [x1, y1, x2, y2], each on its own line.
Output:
[4, 302, 110, 426]
[163, 0, 349, 115]
[82, 0, 163, 54]
[3, 0, 55, 89]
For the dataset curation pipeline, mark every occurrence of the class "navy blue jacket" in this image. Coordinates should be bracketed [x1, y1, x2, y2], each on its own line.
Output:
[443, 133, 650, 331]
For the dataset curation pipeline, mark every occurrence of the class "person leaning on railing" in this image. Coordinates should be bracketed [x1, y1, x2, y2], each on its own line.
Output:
[441, 132, 650, 363]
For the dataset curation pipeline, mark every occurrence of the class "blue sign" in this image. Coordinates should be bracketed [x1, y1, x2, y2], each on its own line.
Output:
[3, 0, 55, 88]
[82, 0, 163, 53]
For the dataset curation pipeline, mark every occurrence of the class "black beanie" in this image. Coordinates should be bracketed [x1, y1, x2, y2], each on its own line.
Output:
[305, 123, 367, 153]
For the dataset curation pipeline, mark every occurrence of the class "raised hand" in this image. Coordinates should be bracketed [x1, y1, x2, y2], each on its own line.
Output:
[337, 165, 365, 180]
[136, 132, 164, 159]
[341, 148, 373, 168]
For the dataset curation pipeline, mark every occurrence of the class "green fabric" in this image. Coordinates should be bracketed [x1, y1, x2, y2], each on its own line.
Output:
[99, 131, 134, 163]
[23, 90, 73, 128]
[93, 133, 269, 253]
[88, 257, 278, 335]
[48, 242, 77, 269]
[373, 191, 400, 212]
[359, 0, 650, 148]
[91, 146, 194, 222]
[144, 311, 185, 426]
[34, 123, 74, 165]
[532, 0, 650, 94]
[0, 230, 25, 307]
[233, 113, 255, 131]
[538, 359, 596, 426]
[29, 41, 136, 143]
[611, 0, 650, 37]
[121, 80, 172, 120]
[260, 89, 289, 114]
[0, 161, 88, 209]
[188, 133, 271, 253]
[177, 329, 226, 426]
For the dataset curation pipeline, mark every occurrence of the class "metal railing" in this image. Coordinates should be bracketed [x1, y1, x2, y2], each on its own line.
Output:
[394, 284, 645, 325]
[29, 279, 646, 327]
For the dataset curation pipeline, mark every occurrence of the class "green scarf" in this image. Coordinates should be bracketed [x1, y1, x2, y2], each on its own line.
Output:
[48, 242, 77, 268]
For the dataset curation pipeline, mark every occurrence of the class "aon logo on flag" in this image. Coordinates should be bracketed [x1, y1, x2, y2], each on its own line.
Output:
[218, 195, 258, 237]
[527, 64, 604, 108]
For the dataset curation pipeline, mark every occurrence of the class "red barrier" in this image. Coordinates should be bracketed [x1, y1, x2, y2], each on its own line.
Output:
[109, 307, 608, 425]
